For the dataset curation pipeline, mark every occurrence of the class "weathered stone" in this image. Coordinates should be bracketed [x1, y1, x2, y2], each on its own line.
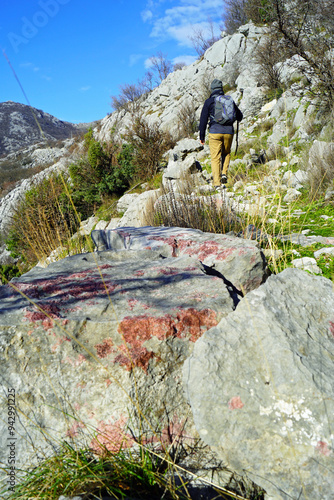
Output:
[91, 226, 268, 294]
[314, 247, 334, 258]
[266, 159, 282, 171]
[0, 244, 16, 266]
[282, 170, 308, 189]
[184, 268, 334, 500]
[0, 249, 237, 483]
[163, 155, 199, 182]
[117, 190, 159, 227]
[283, 188, 301, 202]
[78, 216, 99, 235]
[105, 218, 122, 230]
[116, 193, 140, 213]
[166, 138, 203, 162]
[291, 256, 322, 274]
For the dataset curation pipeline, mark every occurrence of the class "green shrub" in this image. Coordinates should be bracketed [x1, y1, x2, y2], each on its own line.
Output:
[0, 264, 22, 284]
[69, 130, 136, 218]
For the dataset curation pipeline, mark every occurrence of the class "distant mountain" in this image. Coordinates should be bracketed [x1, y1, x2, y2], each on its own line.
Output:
[0, 101, 89, 157]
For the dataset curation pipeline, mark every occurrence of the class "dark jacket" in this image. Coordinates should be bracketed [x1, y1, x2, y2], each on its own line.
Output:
[199, 89, 243, 142]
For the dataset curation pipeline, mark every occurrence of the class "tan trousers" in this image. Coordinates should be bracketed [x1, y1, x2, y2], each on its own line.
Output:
[209, 133, 233, 186]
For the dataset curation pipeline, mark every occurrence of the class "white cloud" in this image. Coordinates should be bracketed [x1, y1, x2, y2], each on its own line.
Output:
[144, 57, 154, 69]
[79, 86, 91, 92]
[20, 62, 40, 72]
[129, 53, 143, 66]
[166, 23, 197, 47]
[172, 54, 197, 66]
[141, 9, 153, 22]
[146, 0, 222, 45]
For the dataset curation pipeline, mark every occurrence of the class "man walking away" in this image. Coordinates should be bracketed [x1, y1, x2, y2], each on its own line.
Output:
[199, 79, 243, 189]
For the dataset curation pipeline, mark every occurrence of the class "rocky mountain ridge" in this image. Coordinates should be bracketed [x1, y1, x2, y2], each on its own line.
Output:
[0, 101, 89, 157]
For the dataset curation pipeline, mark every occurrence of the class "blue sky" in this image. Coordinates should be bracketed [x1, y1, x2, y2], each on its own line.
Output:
[0, 0, 223, 124]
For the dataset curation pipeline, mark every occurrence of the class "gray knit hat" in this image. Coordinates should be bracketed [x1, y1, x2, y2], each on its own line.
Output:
[210, 79, 223, 92]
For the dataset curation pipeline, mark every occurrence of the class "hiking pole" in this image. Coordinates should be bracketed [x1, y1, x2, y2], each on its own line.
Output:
[235, 120, 239, 155]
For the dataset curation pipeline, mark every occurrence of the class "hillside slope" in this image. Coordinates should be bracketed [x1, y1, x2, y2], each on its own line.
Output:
[0, 101, 86, 157]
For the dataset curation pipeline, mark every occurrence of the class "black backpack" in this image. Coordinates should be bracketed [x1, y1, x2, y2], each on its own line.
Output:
[211, 94, 237, 125]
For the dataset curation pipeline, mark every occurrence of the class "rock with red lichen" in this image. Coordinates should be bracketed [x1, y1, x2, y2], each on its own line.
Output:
[0, 249, 236, 485]
[91, 226, 269, 293]
[184, 268, 334, 500]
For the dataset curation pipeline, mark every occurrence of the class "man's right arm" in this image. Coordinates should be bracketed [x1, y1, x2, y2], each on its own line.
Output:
[199, 99, 210, 144]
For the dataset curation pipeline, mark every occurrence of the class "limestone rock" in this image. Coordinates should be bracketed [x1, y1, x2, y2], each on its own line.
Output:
[314, 247, 334, 259]
[116, 193, 140, 213]
[0, 157, 69, 237]
[282, 170, 308, 189]
[291, 256, 322, 274]
[166, 139, 203, 162]
[184, 268, 334, 499]
[283, 188, 301, 202]
[0, 249, 238, 482]
[163, 155, 199, 182]
[117, 190, 159, 227]
[91, 226, 268, 294]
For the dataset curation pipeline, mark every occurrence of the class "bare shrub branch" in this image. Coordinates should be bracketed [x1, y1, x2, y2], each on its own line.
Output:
[147, 51, 173, 85]
[189, 21, 221, 58]
[176, 99, 198, 139]
[111, 82, 144, 112]
[124, 114, 175, 180]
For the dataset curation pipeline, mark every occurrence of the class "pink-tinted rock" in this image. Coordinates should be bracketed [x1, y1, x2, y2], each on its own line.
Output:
[0, 249, 235, 479]
[91, 226, 268, 293]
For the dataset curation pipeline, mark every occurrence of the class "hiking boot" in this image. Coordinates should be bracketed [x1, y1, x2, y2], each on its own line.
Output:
[221, 174, 228, 184]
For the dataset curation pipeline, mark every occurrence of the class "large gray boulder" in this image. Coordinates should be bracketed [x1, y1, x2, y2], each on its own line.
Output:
[165, 138, 203, 162]
[183, 268, 334, 500]
[0, 247, 239, 488]
[91, 226, 268, 294]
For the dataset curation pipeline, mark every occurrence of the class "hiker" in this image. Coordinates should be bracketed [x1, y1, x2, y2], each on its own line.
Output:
[199, 79, 243, 188]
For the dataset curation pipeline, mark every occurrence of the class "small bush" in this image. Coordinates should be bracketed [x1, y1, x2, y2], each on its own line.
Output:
[124, 115, 175, 181]
[253, 31, 288, 93]
[0, 264, 21, 284]
[7, 442, 180, 500]
[69, 130, 136, 218]
[177, 99, 198, 139]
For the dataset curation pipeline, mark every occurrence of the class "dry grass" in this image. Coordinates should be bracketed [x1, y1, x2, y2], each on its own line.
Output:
[143, 175, 244, 235]
[5, 173, 86, 268]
